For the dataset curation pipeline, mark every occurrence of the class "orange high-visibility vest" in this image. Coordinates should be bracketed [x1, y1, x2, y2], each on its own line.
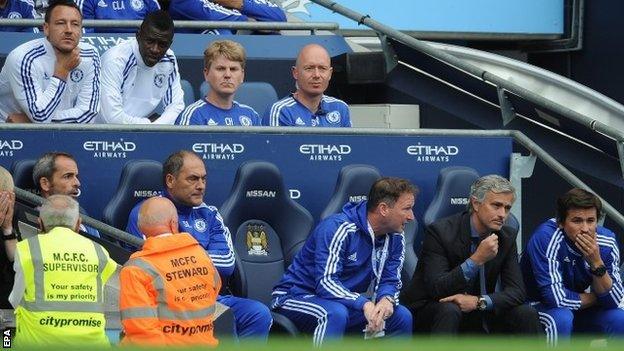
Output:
[119, 233, 221, 346]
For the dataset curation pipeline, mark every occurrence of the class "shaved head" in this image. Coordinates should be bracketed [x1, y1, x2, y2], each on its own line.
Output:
[295, 44, 330, 66]
[293, 43, 333, 99]
[138, 197, 179, 238]
[0, 166, 13, 192]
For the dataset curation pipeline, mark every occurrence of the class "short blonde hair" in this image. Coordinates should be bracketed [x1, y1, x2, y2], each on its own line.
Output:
[204, 40, 246, 70]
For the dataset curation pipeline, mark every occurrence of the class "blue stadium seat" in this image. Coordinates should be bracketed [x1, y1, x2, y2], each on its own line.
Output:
[200, 81, 278, 115]
[180, 79, 195, 106]
[102, 159, 163, 231]
[220, 161, 313, 301]
[423, 166, 519, 232]
[320, 164, 381, 220]
[423, 166, 480, 228]
[153, 79, 194, 116]
[319, 164, 419, 282]
[402, 219, 420, 282]
[10, 159, 37, 194]
[219, 160, 310, 335]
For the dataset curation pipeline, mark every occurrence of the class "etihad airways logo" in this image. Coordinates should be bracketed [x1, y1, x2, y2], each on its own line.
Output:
[83, 139, 136, 158]
[299, 144, 351, 162]
[192, 143, 244, 161]
[0, 139, 23, 157]
[406, 143, 459, 162]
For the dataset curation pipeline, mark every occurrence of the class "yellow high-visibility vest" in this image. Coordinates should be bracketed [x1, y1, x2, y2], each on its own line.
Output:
[14, 226, 117, 347]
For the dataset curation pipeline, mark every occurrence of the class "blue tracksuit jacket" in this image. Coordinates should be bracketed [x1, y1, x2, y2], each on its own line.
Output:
[521, 218, 624, 310]
[272, 200, 405, 310]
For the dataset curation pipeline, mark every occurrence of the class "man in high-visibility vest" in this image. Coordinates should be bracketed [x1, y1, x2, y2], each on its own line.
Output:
[120, 196, 221, 346]
[0, 166, 17, 309]
[9, 194, 117, 346]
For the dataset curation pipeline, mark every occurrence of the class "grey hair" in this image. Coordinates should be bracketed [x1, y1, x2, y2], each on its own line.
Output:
[39, 194, 80, 230]
[467, 174, 516, 213]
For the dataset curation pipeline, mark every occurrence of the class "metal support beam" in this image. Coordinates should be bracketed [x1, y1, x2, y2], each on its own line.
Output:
[618, 140, 624, 180]
[509, 152, 537, 250]
[497, 87, 517, 126]
[377, 33, 398, 74]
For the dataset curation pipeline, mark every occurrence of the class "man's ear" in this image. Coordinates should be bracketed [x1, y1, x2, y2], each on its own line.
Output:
[74, 217, 82, 233]
[378, 202, 389, 216]
[470, 197, 479, 213]
[38, 218, 45, 233]
[170, 218, 179, 234]
[39, 177, 51, 193]
[165, 174, 175, 189]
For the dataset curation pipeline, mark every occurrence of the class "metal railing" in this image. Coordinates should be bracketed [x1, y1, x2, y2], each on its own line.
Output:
[0, 18, 338, 32]
[14, 186, 143, 247]
[310, 0, 624, 176]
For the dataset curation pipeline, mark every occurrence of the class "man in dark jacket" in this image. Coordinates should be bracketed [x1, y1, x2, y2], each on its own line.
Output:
[401, 174, 540, 335]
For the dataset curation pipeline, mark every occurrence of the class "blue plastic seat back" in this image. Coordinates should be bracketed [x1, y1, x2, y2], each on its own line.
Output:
[102, 159, 163, 230]
[423, 166, 480, 227]
[11, 159, 38, 195]
[200, 81, 278, 116]
[220, 160, 314, 267]
[320, 164, 381, 220]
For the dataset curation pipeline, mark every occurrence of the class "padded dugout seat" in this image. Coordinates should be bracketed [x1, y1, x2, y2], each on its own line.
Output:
[319, 164, 420, 282]
[423, 165, 520, 232]
[102, 159, 163, 231]
[200, 81, 278, 116]
[10, 159, 38, 195]
[320, 164, 381, 220]
[180, 79, 195, 106]
[219, 160, 313, 304]
[219, 160, 311, 336]
[423, 166, 480, 227]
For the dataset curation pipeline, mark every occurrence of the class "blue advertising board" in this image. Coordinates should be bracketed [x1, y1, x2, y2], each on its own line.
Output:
[279, 0, 564, 34]
[0, 127, 512, 228]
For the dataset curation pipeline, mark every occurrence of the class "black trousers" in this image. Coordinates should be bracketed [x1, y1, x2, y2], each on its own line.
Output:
[411, 301, 542, 335]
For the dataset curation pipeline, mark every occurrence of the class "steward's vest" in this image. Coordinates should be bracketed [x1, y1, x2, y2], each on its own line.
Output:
[120, 234, 220, 346]
[14, 227, 117, 346]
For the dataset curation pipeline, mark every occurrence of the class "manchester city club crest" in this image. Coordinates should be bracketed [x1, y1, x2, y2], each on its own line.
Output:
[153, 74, 165, 88]
[239, 115, 252, 126]
[70, 69, 84, 83]
[327, 111, 341, 124]
[130, 0, 145, 11]
[194, 219, 207, 233]
[246, 224, 268, 256]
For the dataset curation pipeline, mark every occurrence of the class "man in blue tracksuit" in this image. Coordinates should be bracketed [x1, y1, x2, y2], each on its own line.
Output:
[521, 188, 624, 345]
[126, 150, 272, 340]
[0, 0, 38, 32]
[168, 0, 286, 34]
[78, 0, 161, 32]
[264, 44, 351, 127]
[272, 178, 415, 346]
